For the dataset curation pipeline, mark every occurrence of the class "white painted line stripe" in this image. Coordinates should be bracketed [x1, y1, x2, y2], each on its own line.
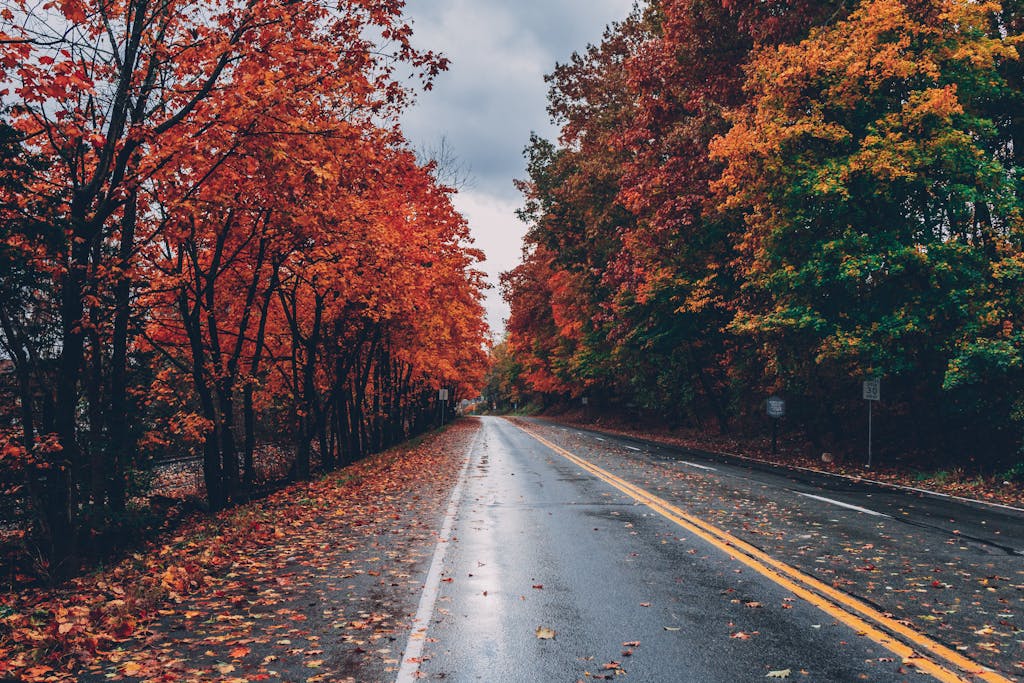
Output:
[681, 461, 717, 472]
[538, 419, 1024, 515]
[595, 437, 605, 442]
[797, 492, 889, 517]
[626, 446, 642, 452]
[571, 424, 1024, 515]
[396, 428, 481, 682]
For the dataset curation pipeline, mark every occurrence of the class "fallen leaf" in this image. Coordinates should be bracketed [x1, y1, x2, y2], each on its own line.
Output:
[121, 662, 143, 676]
[766, 669, 791, 679]
[535, 626, 556, 639]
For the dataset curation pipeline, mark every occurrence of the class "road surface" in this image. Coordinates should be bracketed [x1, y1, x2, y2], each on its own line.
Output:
[397, 416, 1023, 682]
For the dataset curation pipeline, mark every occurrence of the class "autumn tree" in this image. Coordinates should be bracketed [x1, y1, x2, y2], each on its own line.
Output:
[508, 13, 649, 410]
[507, 1, 849, 425]
[0, 0, 482, 575]
[504, 0, 1024, 468]
[711, 0, 1024, 459]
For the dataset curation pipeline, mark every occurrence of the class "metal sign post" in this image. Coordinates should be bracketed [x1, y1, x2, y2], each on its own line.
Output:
[862, 379, 880, 468]
[766, 396, 785, 455]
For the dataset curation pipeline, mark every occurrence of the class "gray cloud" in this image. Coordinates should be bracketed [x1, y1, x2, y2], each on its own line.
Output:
[402, 0, 633, 199]
[399, 0, 635, 336]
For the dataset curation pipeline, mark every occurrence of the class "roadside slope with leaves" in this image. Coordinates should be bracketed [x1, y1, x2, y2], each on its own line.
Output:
[0, 419, 479, 682]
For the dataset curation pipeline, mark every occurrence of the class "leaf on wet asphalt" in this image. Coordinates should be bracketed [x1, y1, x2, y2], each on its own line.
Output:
[766, 669, 791, 678]
[731, 631, 751, 639]
[622, 641, 640, 647]
[663, 626, 680, 631]
[535, 626, 557, 639]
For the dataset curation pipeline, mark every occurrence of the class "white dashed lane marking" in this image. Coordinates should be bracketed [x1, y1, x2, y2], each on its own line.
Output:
[796, 492, 889, 517]
[680, 461, 717, 472]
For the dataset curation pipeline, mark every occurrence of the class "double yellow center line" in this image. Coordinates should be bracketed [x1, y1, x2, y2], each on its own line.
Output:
[512, 421, 1011, 683]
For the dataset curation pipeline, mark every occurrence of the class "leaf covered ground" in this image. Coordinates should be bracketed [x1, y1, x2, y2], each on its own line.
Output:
[0, 420, 477, 682]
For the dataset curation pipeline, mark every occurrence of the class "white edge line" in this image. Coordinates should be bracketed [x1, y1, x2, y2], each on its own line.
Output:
[786, 465, 1024, 514]
[797, 492, 889, 517]
[395, 428, 480, 682]
[542, 421, 1024, 515]
[626, 445, 642, 452]
[536, 419, 1024, 516]
[595, 437, 605, 442]
[681, 461, 717, 472]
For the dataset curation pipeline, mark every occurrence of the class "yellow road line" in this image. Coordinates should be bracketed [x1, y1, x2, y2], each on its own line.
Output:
[511, 420, 1012, 683]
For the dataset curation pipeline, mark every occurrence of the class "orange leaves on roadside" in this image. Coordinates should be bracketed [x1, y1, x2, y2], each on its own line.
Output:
[160, 565, 197, 600]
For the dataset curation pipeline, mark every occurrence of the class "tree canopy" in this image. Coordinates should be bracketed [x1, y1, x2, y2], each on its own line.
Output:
[499, 0, 1024, 469]
[0, 0, 488, 577]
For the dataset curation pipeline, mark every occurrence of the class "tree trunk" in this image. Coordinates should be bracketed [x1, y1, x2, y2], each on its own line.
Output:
[217, 385, 240, 502]
[180, 289, 225, 511]
[106, 188, 138, 513]
[51, 206, 92, 577]
[243, 386, 257, 491]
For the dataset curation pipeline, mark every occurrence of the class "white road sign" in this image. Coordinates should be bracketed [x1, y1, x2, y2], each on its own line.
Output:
[862, 379, 880, 402]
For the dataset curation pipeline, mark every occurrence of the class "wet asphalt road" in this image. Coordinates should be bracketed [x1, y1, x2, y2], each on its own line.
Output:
[405, 416, 1024, 682]
[538, 418, 1024, 559]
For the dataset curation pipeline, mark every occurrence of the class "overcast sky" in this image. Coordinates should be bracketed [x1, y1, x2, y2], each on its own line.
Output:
[399, 0, 635, 339]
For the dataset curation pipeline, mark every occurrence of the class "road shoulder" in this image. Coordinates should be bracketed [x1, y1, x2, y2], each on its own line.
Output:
[0, 419, 479, 683]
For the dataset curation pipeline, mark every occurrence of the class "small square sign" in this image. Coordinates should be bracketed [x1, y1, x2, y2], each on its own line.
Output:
[862, 379, 880, 401]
